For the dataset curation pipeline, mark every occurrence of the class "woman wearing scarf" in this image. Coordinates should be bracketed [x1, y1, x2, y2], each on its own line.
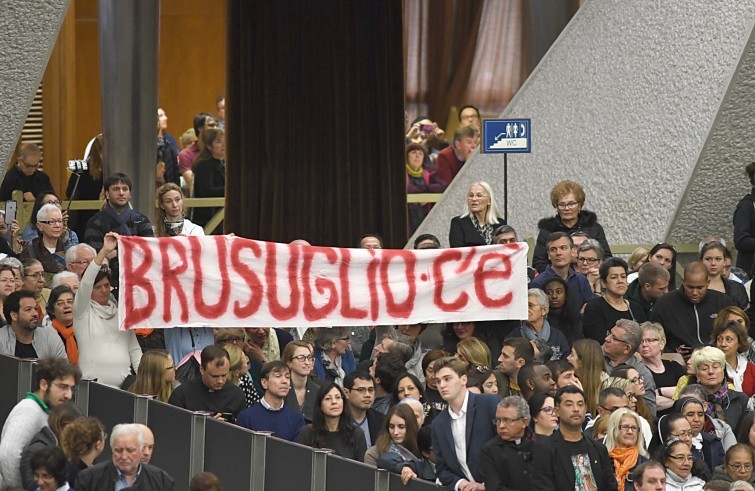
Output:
[657, 438, 706, 491]
[448, 181, 505, 248]
[45, 285, 78, 365]
[690, 346, 748, 432]
[312, 327, 356, 387]
[604, 408, 648, 491]
[505, 289, 569, 361]
[405, 143, 446, 236]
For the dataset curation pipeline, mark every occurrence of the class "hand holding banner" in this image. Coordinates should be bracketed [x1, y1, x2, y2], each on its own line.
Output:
[117, 236, 528, 330]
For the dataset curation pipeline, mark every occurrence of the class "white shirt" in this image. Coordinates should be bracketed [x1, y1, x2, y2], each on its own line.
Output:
[726, 353, 748, 392]
[448, 390, 473, 490]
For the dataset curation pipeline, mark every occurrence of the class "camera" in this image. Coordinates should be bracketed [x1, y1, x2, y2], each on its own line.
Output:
[68, 160, 88, 172]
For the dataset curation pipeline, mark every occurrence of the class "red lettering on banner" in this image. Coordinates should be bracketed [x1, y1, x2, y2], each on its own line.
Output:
[301, 247, 339, 321]
[160, 239, 190, 324]
[432, 250, 470, 312]
[474, 252, 514, 308]
[230, 239, 264, 317]
[191, 237, 231, 319]
[379, 250, 417, 318]
[338, 249, 367, 320]
[122, 238, 156, 329]
[366, 252, 380, 321]
[265, 243, 301, 320]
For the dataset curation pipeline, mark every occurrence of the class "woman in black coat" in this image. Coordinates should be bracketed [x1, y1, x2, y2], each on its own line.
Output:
[192, 128, 225, 229]
[734, 162, 755, 277]
[533, 180, 611, 272]
[448, 181, 505, 247]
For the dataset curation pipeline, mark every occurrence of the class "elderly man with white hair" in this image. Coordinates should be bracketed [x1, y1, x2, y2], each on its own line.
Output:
[75, 423, 173, 490]
[51, 270, 79, 293]
[505, 289, 570, 361]
[65, 243, 99, 280]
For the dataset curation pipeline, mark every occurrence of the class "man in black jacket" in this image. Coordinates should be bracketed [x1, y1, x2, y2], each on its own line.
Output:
[479, 395, 536, 491]
[0, 143, 54, 202]
[84, 173, 153, 286]
[75, 423, 174, 490]
[651, 262, 733, 351]
[532, 385, 617, 491]
[343, 371, 383, 448]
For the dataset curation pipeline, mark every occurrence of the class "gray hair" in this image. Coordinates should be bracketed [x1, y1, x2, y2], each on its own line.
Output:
[110, 423, 145, 449]
[313, 326, 349, 352]
[498, 395, 530, 421]
[615, 319, 641, 352]
[37, 203, 60, 223]
[678, 384, 707, 403]
[65, 243, 96, 265]
[0, 257, 23, 276]
[493, 225, 518, 240]
[577, 239, 604, 260]
[527, 288, 548, 308]
[51, 271, 79, 289]
[731, 482, 755, 491]
[398, 397, 425, 425]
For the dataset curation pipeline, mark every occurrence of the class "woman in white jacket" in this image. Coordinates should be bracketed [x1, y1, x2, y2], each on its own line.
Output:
[660, 438, 706, 490]
[73, 232, 141, 387]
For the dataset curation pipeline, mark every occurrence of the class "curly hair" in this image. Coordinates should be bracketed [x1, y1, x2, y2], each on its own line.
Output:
[549, 180, 585, 208]
[60, 416, 105, 460]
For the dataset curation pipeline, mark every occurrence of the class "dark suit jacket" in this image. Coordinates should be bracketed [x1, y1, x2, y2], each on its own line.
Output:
[430, 391, 499, 489]
[531, 430, 617, 491]
[448, 215, 505, 248]
[479, 432, 536, 491]
[366, 408, 385, 444]
[75, 461, 175, 490]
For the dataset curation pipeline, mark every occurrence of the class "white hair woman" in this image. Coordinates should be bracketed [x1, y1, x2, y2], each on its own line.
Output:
[690, 346, 748, 430]
[448, 181, 504, 248]
[312, 327, 357, 387]
[20, 203, 68, 284]
[505, 288, 570, 360]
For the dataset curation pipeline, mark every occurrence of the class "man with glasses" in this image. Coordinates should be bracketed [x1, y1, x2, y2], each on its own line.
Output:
[479, 396, 535, 491]
[0, 143, 55, 202]
[0, 357, 81, 487]
[532, 385, 617, 491]
[236, 361, 304, 441]
[584, 387, 628, 438]
[65, 243, 98, 280]
[0, 290, 65, 359]
[343, 372, 383, 448]
[602, 319, 657, 418]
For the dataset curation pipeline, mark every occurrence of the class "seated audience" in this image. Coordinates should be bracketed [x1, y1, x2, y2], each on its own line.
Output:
[344, 372, 384, 448]
[29, 446, 71, 491]
[542, 276, 584, 342]
[128, 350, 177, 403]
[497, 337, 535, 397]
[656, 437, 706, 490]
[0, 290, 66, 359]
[441, 321, 500, 365]
[575, 239, 605, 295]
[223, 343, 260, 407]
[711, 444, 755, 486]
[73, 233, 141, 388]
[421, 348, 448, 410]
[604, 408, 649, 490]
[190, 471, 223, 491]
[413, 233, 441, 249]
[282, 340, 320, 422]
[466, 365, 499, 395]
[679, 384, 737, 451]
[236, 361, 305, 441]
[700, 241, 749, 310]
[0, 142, 54, 202]
[372, 405, 433, 486]
[20, 200, 76, 284]
[610, 364, 654, 426]
[689, 347, 747, 431]
[0, 265, 17, 324]
[517, 362, 557, 401]
[168, 345, 246, 421]
[372, 353, 405, 415]
[567, 338, 605, 417]
[631, 460, 667, 490]
[674, 396, 726, 473]
[506, 288, 569, 360]
[532, 180, 612, 273]
[64, 243, 97, 280]
[712, 320, 755, 396]
[44, 285, 77, 365]
[626, 262, 670, 319]
[528, 392, 558, 438]
[297, 383, 368, 461]
[23, 259, 50, 318]
[531, 232, 594, 307]
[455, 336, 492, 369]
[435, 126, 478, 187]
[312, 326, 356, 387]
[639, 322, 685, 416]
[448, 181, 504, 247]
[627, 246, 649, 273]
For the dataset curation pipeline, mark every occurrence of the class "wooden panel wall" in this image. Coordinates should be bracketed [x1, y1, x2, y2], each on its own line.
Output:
[42, 0, 227, 196]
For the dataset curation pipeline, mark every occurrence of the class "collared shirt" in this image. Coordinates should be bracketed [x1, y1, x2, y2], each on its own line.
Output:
[114, 464, 142, 491]
[691, 432, 703, 451]
[448, 390, 473, 489]
[260, 396, 284, 411]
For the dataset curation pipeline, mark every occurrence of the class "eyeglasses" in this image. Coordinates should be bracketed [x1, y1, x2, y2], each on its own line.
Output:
[69, 259, 91, 266]
[291, 355, 315, 363]
[493, 417, 524, 426]
[629, 374, 645, 385]
[539, 406, 555, 415]
[668, 455, 694, 463]
[54, 299, 74, 307]
[351, 387, 375, 394]
[20, 161, 39, 169]
[641, 338, 660, 345]
[577, 257, 600, 264]
[669, 430, 692, 439]
[728, 463, 754, 471]
[38, 219, 64, 226]
[556, 201, 578, 209]
[606, 330, 631, 345]
[43, 199, 61, 206]
[24, 272, 45, 279]
[618, 424, 640, 433]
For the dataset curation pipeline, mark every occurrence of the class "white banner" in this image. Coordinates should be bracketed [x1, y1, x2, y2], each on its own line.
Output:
[117, 236, 528, 330]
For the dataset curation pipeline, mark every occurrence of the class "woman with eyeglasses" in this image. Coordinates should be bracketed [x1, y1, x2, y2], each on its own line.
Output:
[604, 408, 649, 491]
[712, 320, 755, 397]
[297, 383, 367, 461]
[528, 392, 558, 438]
[690, 347, 748, 431]
[312, 327, 356, 387]
[712, 443, 755, 486]
[657, 438, 706, 490]
[128, 351, 176, 403]
[282, 340, 320, 422]
[673, 396, 725, 473]
[700, 241, 749, 310]
[466, 366, 499, 396]
[21, 192, 78, 248]
[20, 203, 69, 285]
[532, 180, 612, 273]
[583, 257, 647, 343]
[639, 322, 685, 416]
[448, 181, 505, 248]
[611, 364, 654, 424]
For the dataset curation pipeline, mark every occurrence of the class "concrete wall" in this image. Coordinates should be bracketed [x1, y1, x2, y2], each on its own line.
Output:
[0, 0, 70, 177]
[412, 0, 755, 249]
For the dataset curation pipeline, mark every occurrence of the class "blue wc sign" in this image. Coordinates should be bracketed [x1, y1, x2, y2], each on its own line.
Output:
[482, 119, 531, 153]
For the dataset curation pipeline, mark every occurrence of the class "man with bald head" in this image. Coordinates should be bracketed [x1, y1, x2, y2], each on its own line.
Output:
[651, 261, 733, 351]
[136, 424, 154, 464]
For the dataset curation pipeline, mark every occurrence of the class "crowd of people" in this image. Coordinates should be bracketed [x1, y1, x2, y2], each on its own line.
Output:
[6, 101, 755, 489]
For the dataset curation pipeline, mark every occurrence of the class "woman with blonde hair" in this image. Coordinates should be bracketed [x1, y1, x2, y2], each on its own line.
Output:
[639, 322, 685, 415]
[604, 408, 649, 491]
[224, 343, 260, 407]
[627, 247, 649, 273]
[448, 181, 504, 248]
[154, 182, 204, 237]
[455, 337, 491, 370]
[128, 350, 176, 402]
[567, 338, 606, 416]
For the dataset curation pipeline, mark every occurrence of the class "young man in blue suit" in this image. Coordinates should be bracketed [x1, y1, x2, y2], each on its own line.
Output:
[430, 357, 498, 491]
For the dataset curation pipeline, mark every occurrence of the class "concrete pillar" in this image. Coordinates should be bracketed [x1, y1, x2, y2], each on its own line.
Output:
[98, 0, 159, 214]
